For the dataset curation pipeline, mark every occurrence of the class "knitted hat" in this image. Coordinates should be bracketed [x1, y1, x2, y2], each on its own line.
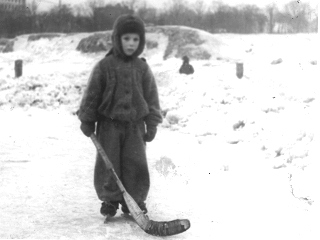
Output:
[110, 14, 146, 59]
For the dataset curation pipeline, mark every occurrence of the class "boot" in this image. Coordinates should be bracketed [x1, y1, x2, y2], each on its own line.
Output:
[100, 201, 119, 217]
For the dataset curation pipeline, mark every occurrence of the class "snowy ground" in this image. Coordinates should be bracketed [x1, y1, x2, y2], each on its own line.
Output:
[0, 28, 319, 239]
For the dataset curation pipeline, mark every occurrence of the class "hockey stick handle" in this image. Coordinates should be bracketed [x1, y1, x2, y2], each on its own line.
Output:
[90, 134, 125, 193]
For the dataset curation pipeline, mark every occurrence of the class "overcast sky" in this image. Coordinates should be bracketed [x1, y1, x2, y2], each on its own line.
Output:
[28, 0, 318, 12]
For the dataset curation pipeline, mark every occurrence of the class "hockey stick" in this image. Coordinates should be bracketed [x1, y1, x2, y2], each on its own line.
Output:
[90, 134, 190, 236]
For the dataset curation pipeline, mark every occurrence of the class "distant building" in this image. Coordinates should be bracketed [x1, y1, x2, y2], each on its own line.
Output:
[0, 0, 26, 11]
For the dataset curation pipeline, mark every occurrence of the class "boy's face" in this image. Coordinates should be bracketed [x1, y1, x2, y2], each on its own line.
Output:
[120, 33, 140, 56]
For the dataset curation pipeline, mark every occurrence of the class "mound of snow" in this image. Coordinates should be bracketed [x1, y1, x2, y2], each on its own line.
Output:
[146, 26, 213, 60]
[0, 38, 14, 53]
[76, 32, 112, 53]
[0, 74, 85, 113]
[27, 33, 63, 42]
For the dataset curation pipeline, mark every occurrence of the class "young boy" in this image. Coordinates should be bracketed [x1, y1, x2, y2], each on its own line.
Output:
[77, 14, 162, 218]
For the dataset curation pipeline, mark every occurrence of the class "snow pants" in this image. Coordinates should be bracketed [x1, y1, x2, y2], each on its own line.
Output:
[94, 118, 149, 205]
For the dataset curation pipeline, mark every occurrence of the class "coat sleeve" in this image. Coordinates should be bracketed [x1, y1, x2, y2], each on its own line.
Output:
[77, 62, 104, 123]
[142, 66, 163, 126]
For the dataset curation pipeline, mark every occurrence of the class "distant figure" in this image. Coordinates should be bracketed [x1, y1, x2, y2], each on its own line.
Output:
[179, 56, 194, 75]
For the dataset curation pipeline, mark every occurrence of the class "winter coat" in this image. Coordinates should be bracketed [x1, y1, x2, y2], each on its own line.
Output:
[77, 54, 162, 126]
[179, 63, 194, 75]
[179, 56, 194, 75]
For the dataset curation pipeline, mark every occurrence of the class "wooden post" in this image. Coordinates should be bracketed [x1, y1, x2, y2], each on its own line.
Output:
[236, 62, 243, 79]
[15, 59, 23, 78]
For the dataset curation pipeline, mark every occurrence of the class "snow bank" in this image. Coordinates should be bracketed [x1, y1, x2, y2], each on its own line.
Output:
[0, 38, 14, 53]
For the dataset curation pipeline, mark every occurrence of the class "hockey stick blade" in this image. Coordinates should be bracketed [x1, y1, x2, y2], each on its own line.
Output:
[146, 219, 191, 236]
[90, 134, 191, 236]
[123, 190, 191, 236]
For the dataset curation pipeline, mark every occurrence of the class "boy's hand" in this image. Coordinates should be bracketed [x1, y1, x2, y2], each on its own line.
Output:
[80, 121, 95, 137]
[144, 125, 157, 142]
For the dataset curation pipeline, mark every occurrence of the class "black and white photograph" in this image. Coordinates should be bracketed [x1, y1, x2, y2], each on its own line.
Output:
[0, 0, 319, 239]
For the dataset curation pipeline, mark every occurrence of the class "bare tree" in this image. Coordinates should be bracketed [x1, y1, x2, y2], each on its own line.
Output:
[283, 0, 310, 32]
[194, 0, 208, 27]
[209, 0, 223, 13]
[137, 1, 157, 24]
[122, 0, 140, 11]
[194, 0, 205, 15]
[85, 0, 105, 31]
[27, 0, 39, 32]
[266, 3, 278, 33]
[86, 0, 105, 16]
[28, 0, 38, 16]
[74, 3, 89, 16]
[308, 6, 318, 32]
[165, 0, 188, 25]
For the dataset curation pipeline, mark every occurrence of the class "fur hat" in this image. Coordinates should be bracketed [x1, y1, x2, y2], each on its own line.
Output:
[110, 14, 146, 59]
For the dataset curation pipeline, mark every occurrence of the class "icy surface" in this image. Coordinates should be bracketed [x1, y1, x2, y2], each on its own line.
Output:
[0, 28, 319, 239]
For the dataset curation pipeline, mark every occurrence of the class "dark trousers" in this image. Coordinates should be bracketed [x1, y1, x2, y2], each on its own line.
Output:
[94, 118, 149, 205]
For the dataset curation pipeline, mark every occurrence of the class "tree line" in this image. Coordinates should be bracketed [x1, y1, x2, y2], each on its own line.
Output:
[0, 0, 317, 38]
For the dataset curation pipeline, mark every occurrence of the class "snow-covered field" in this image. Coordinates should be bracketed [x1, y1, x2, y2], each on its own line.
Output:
[0, 27, 319, 239]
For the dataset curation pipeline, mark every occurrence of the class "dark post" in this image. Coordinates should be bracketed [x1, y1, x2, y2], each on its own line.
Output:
[15, 60, 23, 78]
[236, 62, 243, 79]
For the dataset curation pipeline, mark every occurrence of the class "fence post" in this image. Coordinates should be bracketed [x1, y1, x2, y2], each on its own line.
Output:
[236, 62, 243, 79]
[15, 59, 23, 78]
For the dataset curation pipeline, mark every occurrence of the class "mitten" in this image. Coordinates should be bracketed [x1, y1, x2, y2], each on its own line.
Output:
[144, 125, 157, 142]
[80, 121, 95, 137]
